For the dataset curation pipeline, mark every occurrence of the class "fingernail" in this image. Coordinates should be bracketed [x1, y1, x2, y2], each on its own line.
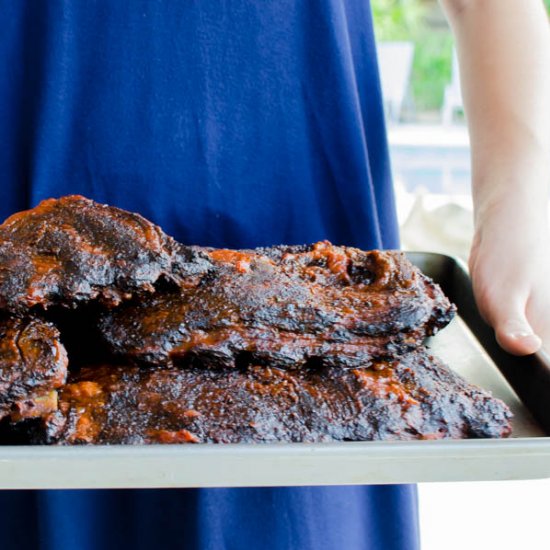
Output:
[510, 332, 542, 350]
[509, 331, 536, 339]
[505, 320, 537, 340]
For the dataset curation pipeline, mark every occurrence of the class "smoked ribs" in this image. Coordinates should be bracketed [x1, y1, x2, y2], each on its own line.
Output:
[0, 195, 199, 311]
[0, 196, 513, 445]
[13, 350, 512, 445]
[99, 242, 456, 368]
[0, 315, 68, 421]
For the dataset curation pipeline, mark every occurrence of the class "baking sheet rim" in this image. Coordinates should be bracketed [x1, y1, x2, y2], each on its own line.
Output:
[1, 250, 549, 487]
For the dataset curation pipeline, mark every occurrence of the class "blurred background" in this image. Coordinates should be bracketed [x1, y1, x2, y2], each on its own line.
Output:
[371, 1, 550, 548]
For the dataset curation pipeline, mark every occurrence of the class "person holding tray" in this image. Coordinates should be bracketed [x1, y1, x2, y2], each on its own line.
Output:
[0, 1, 548, 549]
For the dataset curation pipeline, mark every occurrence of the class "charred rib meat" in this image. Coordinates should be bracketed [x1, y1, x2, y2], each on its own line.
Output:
[0, 315, 68, 421]
[99, 242, 455, 368]
[0, 197, 512, 446]
[17, 349, 511, 445]
[0, 195, 202, 312]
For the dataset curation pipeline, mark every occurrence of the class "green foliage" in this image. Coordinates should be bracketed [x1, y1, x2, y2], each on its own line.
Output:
[372, 0, 550, 113]
[411, 32, 454, 111]
[371, 0, 425, 41]
[372, 0, 453, 113]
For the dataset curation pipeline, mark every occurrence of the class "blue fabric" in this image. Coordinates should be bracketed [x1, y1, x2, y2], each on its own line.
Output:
[0, 1, 417, 549]
[0, 487, 419, 550]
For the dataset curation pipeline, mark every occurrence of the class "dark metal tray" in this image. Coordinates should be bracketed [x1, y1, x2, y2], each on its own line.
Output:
[408, 252, 550, 436]
[0, 252, 548, 489]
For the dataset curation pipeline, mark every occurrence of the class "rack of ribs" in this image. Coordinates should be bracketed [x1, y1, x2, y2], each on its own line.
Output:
[0, 315, 68, 421]
[7, 348, 511, 445]
[0, 195, 209, 312]
[0, 196, 513, 445]
[99, 241, 456, 368]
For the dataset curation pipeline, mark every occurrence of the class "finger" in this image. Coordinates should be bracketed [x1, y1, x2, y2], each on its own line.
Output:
[474, 276, 542, 355]
[494, 317, 542, 356]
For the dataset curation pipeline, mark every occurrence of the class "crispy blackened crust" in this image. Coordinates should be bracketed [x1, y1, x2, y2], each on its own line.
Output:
[11, 348, 511, 445]
[0, 195, 202, 312]
[99, 241, 456, 368]
[0, 315, 68, 421]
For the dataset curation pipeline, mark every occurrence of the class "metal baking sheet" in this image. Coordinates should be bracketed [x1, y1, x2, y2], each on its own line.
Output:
[0, 252, 549, 489]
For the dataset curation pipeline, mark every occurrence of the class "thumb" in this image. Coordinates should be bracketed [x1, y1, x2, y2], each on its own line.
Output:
[478, 287, 542, 355]
[493, 314, 542, 356]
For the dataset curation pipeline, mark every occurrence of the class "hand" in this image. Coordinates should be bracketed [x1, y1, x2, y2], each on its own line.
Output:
[469, 200, 550, 355]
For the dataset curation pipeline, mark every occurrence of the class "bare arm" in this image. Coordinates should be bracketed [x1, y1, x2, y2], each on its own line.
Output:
[440, 0, 550, 354]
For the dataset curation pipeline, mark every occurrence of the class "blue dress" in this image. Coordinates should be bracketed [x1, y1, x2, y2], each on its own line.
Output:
[0, 2, 419, 549]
